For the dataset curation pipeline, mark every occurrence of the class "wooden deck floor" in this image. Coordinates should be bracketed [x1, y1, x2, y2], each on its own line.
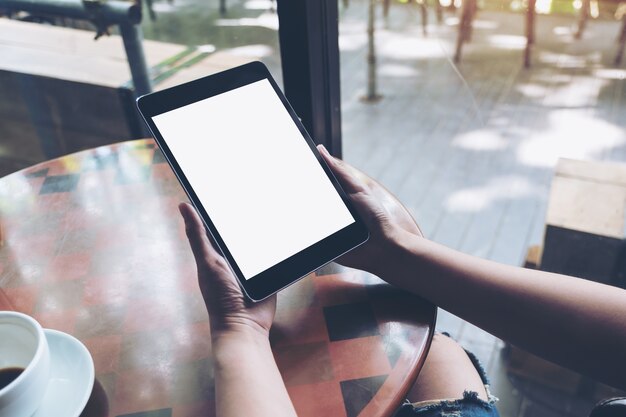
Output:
[335, 3, 626, 416]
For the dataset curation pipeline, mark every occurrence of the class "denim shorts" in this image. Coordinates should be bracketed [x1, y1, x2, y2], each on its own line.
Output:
[394, 339, 500, 417]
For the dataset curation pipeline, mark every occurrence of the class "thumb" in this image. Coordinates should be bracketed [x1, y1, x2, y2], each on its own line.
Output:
[317, 145, 367, 195]
[317, 145, 384, 231]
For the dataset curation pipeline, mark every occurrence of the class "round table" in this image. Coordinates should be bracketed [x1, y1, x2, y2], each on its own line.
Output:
[0, 139, 436, 417]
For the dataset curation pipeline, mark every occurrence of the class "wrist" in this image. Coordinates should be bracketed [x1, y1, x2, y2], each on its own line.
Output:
[211, 319, 270, 343]
[212, 326, 272, 365]
[209, 314, 272, 340]
[375, 228, 427, 283]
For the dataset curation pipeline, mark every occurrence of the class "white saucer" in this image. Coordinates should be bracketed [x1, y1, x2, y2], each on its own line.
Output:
[32, 329, 95, 417]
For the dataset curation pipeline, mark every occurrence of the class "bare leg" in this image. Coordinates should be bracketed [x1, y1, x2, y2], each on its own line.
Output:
[408, 333, 489, 403]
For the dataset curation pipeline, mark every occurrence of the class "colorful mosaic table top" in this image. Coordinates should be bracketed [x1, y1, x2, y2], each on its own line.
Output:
[0, 139, 436, 417]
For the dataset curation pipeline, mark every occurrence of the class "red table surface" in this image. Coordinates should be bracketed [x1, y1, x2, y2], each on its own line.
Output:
[0, 139, 436, 417]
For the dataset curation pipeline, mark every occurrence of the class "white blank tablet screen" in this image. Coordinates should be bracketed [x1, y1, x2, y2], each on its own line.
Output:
[152, 79, 355, 279]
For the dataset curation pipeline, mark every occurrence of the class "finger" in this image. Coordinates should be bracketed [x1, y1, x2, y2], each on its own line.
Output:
[317, 145, 385, 231]
[179, 203, 243, 298]
[178, 202, 222, 263]
[317, 145, 367, 194]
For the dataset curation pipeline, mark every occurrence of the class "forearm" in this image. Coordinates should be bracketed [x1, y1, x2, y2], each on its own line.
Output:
[213, 331, 297, 417]
[379, 230, 626, 389]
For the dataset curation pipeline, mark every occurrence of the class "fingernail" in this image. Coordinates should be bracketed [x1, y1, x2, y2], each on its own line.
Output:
[318, 144, 329, 156]
[178, 203, 188, 218]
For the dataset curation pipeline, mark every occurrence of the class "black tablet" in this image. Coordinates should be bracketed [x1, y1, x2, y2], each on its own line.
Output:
[136, 61, 369, 301]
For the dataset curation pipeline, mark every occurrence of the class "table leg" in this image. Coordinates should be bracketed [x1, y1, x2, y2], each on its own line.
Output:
[365, 0, 381, 101]
[524, 0, 536, 68]
[575, 0, 590, 39]
[420, 0, 427, 36]
[616, 14, 626, 65]
[16, 74, 65, 159]
[466, 0, 476, 42]
[453, 0, 473, 62]
[144, 0, 157, 21]
[435, 0, 443, 23]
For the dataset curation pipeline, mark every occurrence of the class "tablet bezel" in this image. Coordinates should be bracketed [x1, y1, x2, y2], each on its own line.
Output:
[136, 61, 369, 301]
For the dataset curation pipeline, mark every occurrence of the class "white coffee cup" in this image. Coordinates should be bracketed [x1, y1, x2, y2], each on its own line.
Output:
[0, 311, 50, 417]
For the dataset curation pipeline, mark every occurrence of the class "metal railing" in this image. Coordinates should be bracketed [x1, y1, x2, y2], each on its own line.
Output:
[0, 0, 153, 97]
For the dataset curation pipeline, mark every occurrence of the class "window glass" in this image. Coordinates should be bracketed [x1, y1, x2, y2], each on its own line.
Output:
[0, 0, 282, 176]
[339, 0, 626, 412]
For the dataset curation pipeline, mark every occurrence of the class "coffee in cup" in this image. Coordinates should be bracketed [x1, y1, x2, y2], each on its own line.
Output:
[0, 311, 50, 417]
[0, 367, 25, 390]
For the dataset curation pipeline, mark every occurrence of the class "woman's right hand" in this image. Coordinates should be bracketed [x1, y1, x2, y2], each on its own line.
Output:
[179, 202, 276, 340]
[317, 145, 420, 275]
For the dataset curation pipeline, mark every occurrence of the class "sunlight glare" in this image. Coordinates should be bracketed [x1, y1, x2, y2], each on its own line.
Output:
[379, 37, 448, 59]
[553, 26, 572, 36]
[510, 0, 523, 10]
[536, 0, 552, 14]
[516, 83, 548, 98]
[594, 68, 626, 80]
[591, 0, 599, 17]
[539, 52, 586, 68]
[517, 110, 626, 167]
[244, 0, 274, 10]
[339, 33, 367, 51]
[379, 64, 420, 77]
[198, 44, 216, 53]
[472, 19, 499, 30]
[215, 12, 278, 30]
[487, 35, 527, 49]
[444, 176, 536, 212]
[152, 3, 176, 13]
[452, 130, 507, 151]
[445, 16, 460, 26]
[225, 44, 274, 57]
[542, 75, 607, 107]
